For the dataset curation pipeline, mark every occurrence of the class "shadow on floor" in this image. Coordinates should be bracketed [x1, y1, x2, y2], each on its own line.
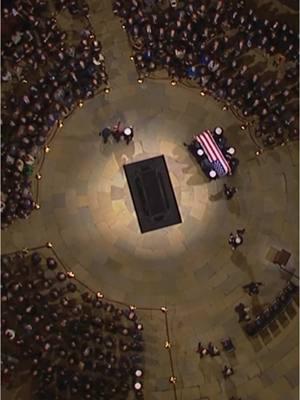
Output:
[250, 293, 265, 315]
[230, 251, 254, 279]
[209, 190, 223, 202]
[226, 198, 241, 216]
[186, 173, 208, 186]
[223, 378, 239, 400]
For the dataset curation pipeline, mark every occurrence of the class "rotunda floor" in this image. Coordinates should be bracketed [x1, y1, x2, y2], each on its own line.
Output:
[2, 1, 299, 399]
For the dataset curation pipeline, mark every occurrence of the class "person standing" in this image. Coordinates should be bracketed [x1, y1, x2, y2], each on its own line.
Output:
[123, 126, 134, 145]
[224, 184, 237, 200]
[207, 342, 220, 356]
[234, 303, 251, 322]
[99, 127, 112, 144]
[112, 120, 123, 143]
[196, 341, 208, 358]
[222, 365, 234, 379]
[228, 233, 237, 250]
[228, 229, 245, 250]
[243, 281, 263, 296]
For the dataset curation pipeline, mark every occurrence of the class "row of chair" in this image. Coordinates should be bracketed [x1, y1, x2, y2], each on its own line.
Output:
[244, 281, 298, 336]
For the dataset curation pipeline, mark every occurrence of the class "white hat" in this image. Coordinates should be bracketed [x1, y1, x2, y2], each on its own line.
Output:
[215, 127, 223, 135]
[227, 147, 235, 155]
[197, 149, 204, 156]
[135, 369, 143, 377]
[124, 127, 132, 136]
[209, 170, 217, 178]
[5, 329, 15, 340]
[134, 382, 142, 390]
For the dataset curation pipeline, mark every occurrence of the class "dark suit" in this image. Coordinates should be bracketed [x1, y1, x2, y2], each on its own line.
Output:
[100, 127, 112, 143]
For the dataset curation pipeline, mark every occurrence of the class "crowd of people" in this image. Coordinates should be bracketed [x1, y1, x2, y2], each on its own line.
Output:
[54, 0, 90, 16]
[197, 338, 236, 381]
[1, 251, 144, 399]
[113, 0, 299, 147]
[1, 0, 109, 229]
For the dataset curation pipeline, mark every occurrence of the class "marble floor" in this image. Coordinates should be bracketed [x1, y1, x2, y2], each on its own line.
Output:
[2, 1, 299, 399]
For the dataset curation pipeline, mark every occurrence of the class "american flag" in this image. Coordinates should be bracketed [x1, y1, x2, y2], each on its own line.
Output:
[195, 130, 231, 177]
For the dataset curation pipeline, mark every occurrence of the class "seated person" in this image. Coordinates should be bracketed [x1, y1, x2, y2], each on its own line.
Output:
[285, 281, 298, 294]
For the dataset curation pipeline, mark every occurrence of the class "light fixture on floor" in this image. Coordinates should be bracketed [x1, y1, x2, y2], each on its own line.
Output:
[130, 55, 134, 61]
[104, 87, 110, 94]
[160, 306, 167, 313]
[255, 149, 262, 156]
[169, 376, 176, 384]
[222, 105, 228, 111]
[171, 79, 177, 86]
[200, 91, 206, 96]
[36, 173, 42, 180]
[59, 121, 63, 128]
[67, 272, 75, 278]
[137, 77, 144, 84]
[79, 100, 83, 107]
[35, 204, 40, 210]
[96, 291, 104, 299]
[46, 242, 53, 248]
[165, 341, 171, 348]
[45, 145, 50, 153]
[240, 124, 247, 130]
[130, 305, 136, 311]
[122, 24, 126, 29]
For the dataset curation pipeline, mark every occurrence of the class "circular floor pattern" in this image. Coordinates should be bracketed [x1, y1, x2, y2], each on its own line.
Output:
[2, 1, 299, 399]
[3, 79, 298, 307]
